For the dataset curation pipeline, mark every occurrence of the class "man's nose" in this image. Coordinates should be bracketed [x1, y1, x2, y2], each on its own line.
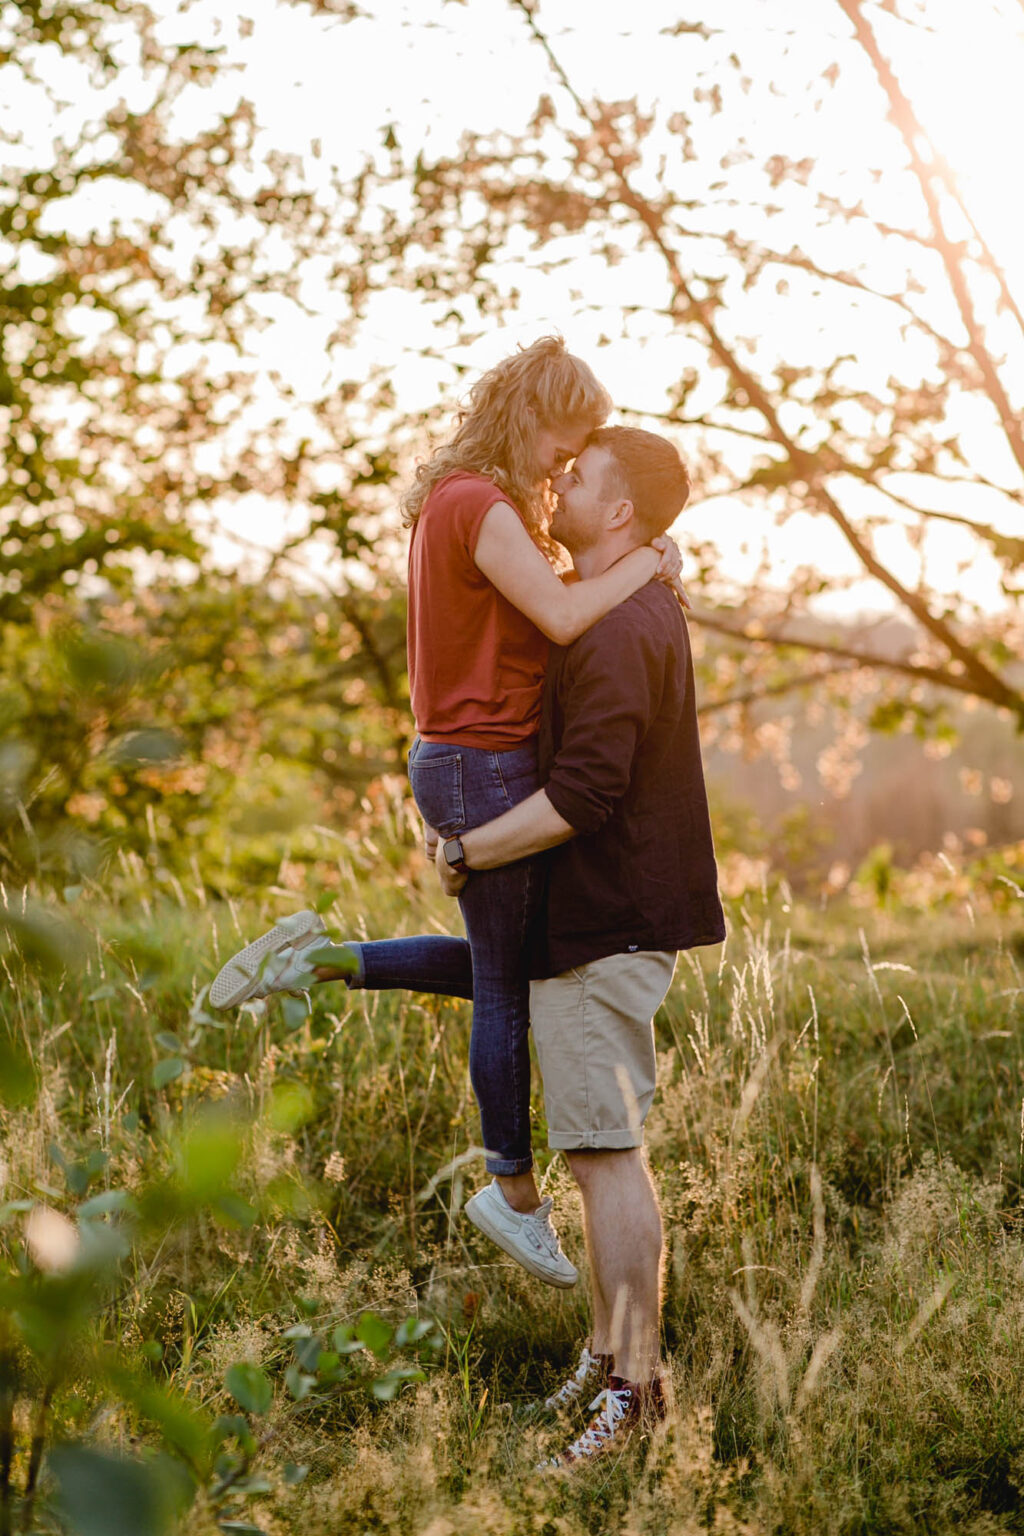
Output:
[551, 472, 569, 493]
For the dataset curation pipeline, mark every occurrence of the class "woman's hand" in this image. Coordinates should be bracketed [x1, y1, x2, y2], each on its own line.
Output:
[650, 534, 682, 582]
[650, 536, 691, 608]
[422, 821, 439, 861]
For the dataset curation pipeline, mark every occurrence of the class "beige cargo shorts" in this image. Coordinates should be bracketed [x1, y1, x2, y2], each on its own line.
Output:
[530, 950, 677, 1150]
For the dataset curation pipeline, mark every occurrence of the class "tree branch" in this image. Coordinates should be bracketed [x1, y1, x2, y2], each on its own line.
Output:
[691, 606, 988, 696]
[835, 0, 1024, 476]
[510, 0, 1022, 722]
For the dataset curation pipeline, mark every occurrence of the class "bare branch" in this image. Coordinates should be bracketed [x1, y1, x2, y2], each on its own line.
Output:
[691, 607, 994, 698]
[835, 0, 1024, 476]
[510, 0, 1022, 721]
[698, 661, 860, 715]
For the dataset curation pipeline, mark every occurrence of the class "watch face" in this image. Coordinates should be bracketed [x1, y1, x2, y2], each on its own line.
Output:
[444, 837, 464, 868]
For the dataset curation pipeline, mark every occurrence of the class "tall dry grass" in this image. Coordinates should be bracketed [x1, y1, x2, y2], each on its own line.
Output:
[1, 832, 1023, 1534]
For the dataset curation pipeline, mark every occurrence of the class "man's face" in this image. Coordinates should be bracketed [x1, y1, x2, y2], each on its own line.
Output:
[531, 420, 591, 482]
[549, 445, 617, 555]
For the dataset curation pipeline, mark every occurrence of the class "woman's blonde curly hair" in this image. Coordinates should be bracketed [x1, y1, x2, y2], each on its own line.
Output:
[401, 336, 612, 538]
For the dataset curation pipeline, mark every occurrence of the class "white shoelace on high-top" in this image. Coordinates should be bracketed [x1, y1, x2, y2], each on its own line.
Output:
[557, 1384, 632, 1464]
[544, 1347, 604, 1410]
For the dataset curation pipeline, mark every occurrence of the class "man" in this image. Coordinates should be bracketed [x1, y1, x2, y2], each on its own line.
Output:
[433, 426, 725, 1465]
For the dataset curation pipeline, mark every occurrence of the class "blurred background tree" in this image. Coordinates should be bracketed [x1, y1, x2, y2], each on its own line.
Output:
[1, 0, 408, 887]
[3, 0, 1022, 892]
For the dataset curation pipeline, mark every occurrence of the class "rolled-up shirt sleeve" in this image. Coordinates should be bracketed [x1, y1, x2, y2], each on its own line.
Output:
[543, 612, 663, 834]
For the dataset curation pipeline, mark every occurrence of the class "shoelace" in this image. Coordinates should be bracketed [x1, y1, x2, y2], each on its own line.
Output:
[523, 1201, 563, 1258]
[564, 1385, 632, 1461]
[546, 1348, 601, 1409]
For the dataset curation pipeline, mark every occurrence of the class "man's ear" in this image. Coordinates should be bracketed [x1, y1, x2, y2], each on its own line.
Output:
[607, 497, 636, 532]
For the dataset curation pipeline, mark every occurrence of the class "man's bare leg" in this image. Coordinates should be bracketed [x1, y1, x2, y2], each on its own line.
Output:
[565, 1148, 663, 1383]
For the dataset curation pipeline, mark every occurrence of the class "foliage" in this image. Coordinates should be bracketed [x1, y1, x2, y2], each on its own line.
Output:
[5, 0, 1024, 891]
[1, 819, 1023, 1532]
[0, 0, 408, 886]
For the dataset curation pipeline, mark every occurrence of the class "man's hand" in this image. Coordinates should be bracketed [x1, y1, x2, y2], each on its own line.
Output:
[435, 836, 468, 897]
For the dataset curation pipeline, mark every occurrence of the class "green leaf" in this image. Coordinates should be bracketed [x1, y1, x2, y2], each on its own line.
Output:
[280, 994, 310, 1032]
[0, 904, 88, 974]
[224, 1362, 273, 1417]
[370, 1367, 426, 1401]
[355, 1312, 393, 1361]
[152, 1058, 185, 1089]
[109, 728, 183, 765]
[332, 1323, 363, 1355]
[211, 1414, 251, 1448]
[394, 1317, 435, 1348]
[78, 1189, 134, 1218]
[266, 1080, 314, 1132]
[284, 1363, 316, 1401]
[48, 1444, 194, 1536]
[0, 1200, 34, 1225]
[0, 1033, 38, 1108]
[212, 1193, 257, 1229]
[283, 1462, 309, 1485]
[66, 1162, 91, 1196]
[154, 1032, 182, 1054]
[293, 1334, 323, 1372]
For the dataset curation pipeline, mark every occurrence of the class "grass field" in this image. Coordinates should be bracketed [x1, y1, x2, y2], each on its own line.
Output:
[2, 830, 1024, 1535]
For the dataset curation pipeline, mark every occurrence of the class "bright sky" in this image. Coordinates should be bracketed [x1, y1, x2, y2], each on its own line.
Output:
[9, 0, 1024, 613]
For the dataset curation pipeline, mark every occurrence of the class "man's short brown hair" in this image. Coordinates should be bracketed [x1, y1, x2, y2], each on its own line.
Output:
[588, 425, 691, 541]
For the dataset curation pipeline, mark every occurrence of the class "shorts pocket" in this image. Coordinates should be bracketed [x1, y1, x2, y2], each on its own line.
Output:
[409, 753, 465, 836]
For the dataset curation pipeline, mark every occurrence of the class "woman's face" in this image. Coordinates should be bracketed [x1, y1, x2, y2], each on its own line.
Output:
[531, 420, 591, 483]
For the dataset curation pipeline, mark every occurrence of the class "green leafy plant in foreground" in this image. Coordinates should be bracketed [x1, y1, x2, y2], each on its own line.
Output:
[0, 1043, 440, 1536]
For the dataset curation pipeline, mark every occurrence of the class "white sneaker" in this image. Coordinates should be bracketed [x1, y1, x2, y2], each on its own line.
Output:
[209, 910, 331, 1009]
[464, 1180, 578, 1289]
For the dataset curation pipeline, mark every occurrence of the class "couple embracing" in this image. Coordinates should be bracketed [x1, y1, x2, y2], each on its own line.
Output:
[209, 337, 725, 1468]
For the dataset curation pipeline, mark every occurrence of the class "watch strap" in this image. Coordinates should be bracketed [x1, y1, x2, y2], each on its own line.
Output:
[442, 835, 469, 873]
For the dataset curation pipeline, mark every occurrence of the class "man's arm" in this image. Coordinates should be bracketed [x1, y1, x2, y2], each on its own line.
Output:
[434, 789, 576, 895]
[434, 602, 668, 895]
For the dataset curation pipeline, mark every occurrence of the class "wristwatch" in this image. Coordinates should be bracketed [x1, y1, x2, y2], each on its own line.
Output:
[442, 835, 469, 874]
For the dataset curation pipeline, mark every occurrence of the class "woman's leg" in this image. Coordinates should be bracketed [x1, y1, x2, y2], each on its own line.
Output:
[456, 852, 538, 1195]
[342, 934, 472, 999]
[409, 737, 543, 1193]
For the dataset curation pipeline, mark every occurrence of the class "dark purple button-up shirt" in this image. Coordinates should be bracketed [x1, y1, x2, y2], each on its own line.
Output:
[532, 580, 726, 978]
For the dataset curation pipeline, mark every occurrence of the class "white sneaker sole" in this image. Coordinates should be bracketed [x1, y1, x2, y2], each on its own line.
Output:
[209, 911, 326, 1009]
[464, 1193, 578, 1289]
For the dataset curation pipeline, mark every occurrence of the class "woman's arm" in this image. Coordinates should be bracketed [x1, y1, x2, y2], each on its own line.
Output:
[473, 500, 668, 645]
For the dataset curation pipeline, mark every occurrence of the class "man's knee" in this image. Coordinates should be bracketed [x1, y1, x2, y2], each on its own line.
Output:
[566, 1146, 644, 1189]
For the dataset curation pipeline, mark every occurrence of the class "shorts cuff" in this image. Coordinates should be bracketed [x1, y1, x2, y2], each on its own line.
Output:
[548, 1129, 645, 1151]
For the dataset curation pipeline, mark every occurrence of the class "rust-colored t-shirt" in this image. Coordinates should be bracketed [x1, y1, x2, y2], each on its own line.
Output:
[408, 470, 549, 749]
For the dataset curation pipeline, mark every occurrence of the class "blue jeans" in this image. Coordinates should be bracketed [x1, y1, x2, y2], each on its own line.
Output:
[349, 736, 541, 1177]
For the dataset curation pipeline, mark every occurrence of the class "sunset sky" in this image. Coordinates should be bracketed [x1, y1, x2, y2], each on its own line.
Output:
[9, 0, 1023, 611]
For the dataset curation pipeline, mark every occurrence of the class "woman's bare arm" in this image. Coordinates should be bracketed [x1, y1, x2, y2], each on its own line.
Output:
[473, 501, 667, 645]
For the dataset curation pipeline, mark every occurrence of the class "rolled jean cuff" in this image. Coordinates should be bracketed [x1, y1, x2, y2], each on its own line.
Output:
[484, 1151, 534, 1177]
[343, 942, 366, 987]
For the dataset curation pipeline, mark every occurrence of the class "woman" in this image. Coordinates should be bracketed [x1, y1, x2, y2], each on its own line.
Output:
[209, 337, 681, 1285]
